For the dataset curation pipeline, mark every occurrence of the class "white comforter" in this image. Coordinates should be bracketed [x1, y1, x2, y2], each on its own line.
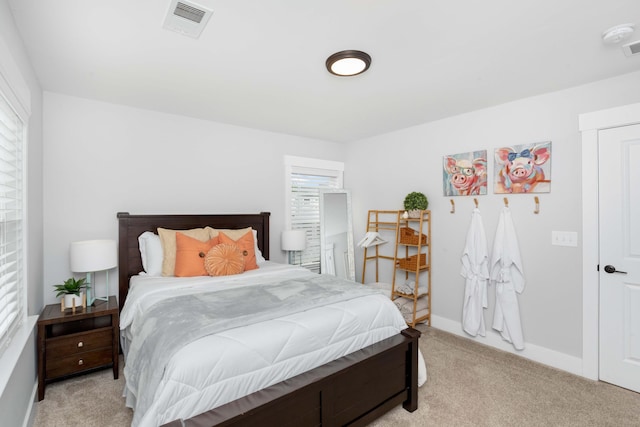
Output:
[120, 263, 424, 427]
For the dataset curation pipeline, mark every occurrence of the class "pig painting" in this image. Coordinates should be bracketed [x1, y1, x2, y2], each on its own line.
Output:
[443, 151, 487, 196]
[494, 142, 551, 193]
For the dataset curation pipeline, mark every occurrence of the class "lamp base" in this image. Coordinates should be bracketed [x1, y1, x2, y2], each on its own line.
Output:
[85, 270, 111, 306]
[288, 250, 302, 266]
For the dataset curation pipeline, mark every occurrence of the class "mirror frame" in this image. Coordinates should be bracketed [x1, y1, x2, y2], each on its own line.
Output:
[319, 189, 355, 281]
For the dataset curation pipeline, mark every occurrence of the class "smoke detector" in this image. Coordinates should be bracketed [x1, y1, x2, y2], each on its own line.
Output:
[602, 23, 635, 44]
[163, 0, 213, 39]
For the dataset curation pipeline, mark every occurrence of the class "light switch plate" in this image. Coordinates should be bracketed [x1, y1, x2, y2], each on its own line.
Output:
[551, 231, 578, 247]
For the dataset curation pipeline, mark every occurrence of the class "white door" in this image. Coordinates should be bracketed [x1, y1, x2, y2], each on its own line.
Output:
[598, 123, 640, 393]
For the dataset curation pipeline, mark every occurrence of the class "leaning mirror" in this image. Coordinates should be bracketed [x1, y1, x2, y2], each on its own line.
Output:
[319, 189, 355, 281]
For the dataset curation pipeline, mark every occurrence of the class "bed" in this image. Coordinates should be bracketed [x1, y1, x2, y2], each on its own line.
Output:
[117, 212, 422, 427]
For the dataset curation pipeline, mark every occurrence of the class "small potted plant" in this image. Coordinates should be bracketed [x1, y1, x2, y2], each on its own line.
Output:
[53, 277, 89, 309]
[403, 192, 429, 218]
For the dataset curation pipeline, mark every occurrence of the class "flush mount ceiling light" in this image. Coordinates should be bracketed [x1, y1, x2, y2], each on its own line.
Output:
[602, 23, 635, 44]
[326, 50, 371, 76]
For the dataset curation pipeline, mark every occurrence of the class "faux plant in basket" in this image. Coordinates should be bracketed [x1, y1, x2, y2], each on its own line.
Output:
[53, 277, 90, 310]
[403, 192, 429, 218]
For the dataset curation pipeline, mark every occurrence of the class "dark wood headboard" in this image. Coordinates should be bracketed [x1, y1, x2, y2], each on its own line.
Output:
[117, 212, 270, 311]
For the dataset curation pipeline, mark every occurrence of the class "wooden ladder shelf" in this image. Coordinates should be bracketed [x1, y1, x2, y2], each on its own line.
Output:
[392, 210, 431, 327]
[361, 210, 400, 283]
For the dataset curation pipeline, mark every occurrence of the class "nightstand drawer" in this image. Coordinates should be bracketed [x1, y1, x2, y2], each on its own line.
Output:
[46, 328, 112, 357]
[45, 348, 113, 378]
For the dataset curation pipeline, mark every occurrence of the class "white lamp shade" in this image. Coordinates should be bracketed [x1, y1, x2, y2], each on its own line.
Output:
[281, 230, 307, 251]
[70, 239, 117, 272]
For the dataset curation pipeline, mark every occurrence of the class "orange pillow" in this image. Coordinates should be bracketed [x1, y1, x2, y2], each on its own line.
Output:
[219, 231, 258, 271]
[174, 232, 219, 277]
[204, 243, 245, 276]
[157, 227, 213, 276]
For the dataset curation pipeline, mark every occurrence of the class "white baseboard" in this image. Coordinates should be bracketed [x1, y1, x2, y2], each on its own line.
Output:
[23, 381, 37, 427]
[430, 315, 584, 377]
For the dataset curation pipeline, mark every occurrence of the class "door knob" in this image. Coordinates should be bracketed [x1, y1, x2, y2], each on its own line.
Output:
[604, 265, 627, 274]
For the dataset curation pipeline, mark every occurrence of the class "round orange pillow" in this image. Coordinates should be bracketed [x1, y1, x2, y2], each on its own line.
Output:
[204, 243, 245, 276]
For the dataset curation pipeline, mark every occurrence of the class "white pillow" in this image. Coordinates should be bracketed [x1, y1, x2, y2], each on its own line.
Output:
[138, 231, 163, 276]
[252, 229, 267, 263]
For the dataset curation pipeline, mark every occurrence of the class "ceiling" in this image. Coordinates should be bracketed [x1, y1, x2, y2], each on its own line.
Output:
[7, 0, 640, 143]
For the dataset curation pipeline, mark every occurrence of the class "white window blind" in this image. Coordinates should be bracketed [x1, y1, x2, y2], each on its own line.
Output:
[285, 157, 343, 273]
[0, 92, 24, 357]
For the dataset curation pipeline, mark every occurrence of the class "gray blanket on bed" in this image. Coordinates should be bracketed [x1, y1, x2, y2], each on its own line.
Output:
[125, 273, 382, 426]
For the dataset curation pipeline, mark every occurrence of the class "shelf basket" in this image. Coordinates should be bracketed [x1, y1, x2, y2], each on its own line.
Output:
[399, 227, 427, 245]
[397, 253, 426, 270]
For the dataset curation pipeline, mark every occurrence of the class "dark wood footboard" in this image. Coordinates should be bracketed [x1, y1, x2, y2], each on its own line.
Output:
[162, 328, 421, 427]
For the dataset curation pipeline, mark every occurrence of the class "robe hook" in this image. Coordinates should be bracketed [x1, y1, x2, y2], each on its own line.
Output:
[503, 197, 509, 207]
[474, 198, 478, 209]
[534, 196, 540, 214]
[450, 199, 455, 214]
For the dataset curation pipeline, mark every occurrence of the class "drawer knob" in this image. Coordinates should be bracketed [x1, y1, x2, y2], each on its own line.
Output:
[78, 359, 84, 366]
[77, 341, 84, 348]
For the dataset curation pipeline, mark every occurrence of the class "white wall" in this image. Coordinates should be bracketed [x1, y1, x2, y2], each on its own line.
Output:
[0, 0, 44, 425]
[43, 71, 640, 374]
[347, 70, 640, 370]
[42, 92, 345, 306]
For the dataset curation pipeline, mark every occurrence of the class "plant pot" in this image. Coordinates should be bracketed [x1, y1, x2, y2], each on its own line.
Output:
[63, 292, 83, 308]
[408, 209, 422, 218]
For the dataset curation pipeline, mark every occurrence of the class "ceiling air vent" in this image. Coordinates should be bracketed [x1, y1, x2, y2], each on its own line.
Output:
[622, 40, 640, 57]
[163, 0, 212, 39]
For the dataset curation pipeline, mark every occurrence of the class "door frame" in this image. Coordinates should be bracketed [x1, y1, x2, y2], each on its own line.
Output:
[579, 102, 640, 380]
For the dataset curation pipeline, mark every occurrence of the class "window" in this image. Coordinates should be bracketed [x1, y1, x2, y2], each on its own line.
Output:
[284, 156, 344, 272]
[0, 91, 25, 357]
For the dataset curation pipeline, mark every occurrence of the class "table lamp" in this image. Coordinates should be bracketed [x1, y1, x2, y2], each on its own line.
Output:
[70, 239, 117, 306]
[281, 230, 307, 265]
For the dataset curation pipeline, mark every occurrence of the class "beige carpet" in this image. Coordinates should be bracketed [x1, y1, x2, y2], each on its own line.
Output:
[34, 327, 640, 427]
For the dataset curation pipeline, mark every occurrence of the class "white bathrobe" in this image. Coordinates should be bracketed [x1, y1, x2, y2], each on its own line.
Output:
[460, 208, 489, 337]
[490, 207, 525, 350]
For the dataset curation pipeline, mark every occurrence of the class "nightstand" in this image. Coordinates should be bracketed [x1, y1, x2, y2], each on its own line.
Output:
[37, 295, 119, 400]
